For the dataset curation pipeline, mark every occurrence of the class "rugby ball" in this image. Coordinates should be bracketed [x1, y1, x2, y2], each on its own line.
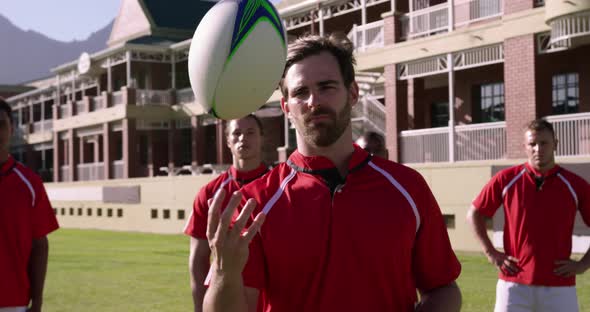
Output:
[188, 0, 287, 120]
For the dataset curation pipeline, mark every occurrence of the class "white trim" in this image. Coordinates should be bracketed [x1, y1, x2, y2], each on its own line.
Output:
[262, 169, 297, 215]
[502, 169, 526, 198]
[13, 168, 36, 207]
[182, 176, 234, 233]
[367, 161, 420, 233]
[557, 173, 579, 208]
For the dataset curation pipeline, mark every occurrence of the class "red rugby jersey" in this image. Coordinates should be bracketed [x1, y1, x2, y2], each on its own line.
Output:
[184, 163, 269, 239]
[0, 155, 59, 307]
[240, 145, 461, 311]
[472, 163, 590, 286]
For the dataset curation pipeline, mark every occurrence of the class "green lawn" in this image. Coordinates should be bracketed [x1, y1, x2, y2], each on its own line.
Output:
[44, 229, 590, 311]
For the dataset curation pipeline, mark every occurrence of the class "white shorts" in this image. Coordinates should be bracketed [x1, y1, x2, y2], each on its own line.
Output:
[0, 307, 27, 312]
[494, 279, 579, 312]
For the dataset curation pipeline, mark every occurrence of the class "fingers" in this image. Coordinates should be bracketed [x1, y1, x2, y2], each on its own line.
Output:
[206, 189, 226, 241]
[501, 258, 520, 275]
[243, 212, 266, 242]
[232, 198, 258, 235]
[554, 260, 576, 277]
[215, 191, 243, 241]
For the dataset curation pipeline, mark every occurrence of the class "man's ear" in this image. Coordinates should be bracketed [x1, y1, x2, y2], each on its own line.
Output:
[349, 81, 360, 107]
[281, 97, 290, 118]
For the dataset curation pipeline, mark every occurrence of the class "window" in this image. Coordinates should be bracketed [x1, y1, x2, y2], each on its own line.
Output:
[552, 73, 579, 115]
[431, 102, 449, 127]
[478, 83, 504, 122]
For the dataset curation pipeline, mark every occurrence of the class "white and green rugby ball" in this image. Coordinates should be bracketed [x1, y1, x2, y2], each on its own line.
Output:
[188, 0, 287, 120]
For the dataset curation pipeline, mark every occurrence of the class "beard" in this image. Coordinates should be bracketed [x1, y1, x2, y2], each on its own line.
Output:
[296, 99, 352, 147]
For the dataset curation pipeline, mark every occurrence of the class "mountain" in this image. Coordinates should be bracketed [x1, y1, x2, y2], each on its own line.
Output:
[0, 14, 113, 85]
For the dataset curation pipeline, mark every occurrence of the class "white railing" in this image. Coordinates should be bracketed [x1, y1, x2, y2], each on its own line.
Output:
[112, 91, 124, 106]
[550, 11, 590, 45]
[401, 127, 449, 163]
[90, 96, 105, 111]
[348, 20, 385, 52]
[60, 165, 70, 182]
[455, 0, 502, 27]
[351, 96, 386, 135]
[176, 88, 194, 105]
[77, 162, 105, 181]
[407, 3, 449, 39]
[455, 121, 506, 161]
[42, 120, 53, 131]
[33, 122, 43, 133]
[545, 112, 590, 157]
[59, 105, 70, 118]
[75, 100, 86, 114]
[137, 89, 172, 106]
[112, 160, 125, 179]
[400, 121, 506, 163]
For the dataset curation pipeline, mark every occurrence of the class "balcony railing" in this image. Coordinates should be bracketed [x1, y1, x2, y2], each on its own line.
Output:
[348, 20, 385, 52]
[352, 96, 386, 134]
[59, 105, 70, 118]
[137, 89, 172, 106]
[112, 91, 124, 106]
[400, 121, 506, 163]
[454, 0, 502, 27]
[90, 96, 105, 111]
[75, 100, 86, 115]
[176, 88, 194, 105]
[112, 160, 125, 179]
[407, 2, 449, 39]
[545, 112, 590, 157]
[60, 165, 70, 182]
[77, 162, 105, 181]
[401, 0, 502, 40]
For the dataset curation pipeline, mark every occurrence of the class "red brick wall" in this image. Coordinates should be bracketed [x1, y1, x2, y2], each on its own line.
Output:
[504, 35, 537, 159]
[504, 0, 534, 14]
[384, 64, 408, 161]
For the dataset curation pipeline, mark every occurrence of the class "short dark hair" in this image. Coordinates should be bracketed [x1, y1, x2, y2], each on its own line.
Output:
[360, 131, 385, 149]
[225, 114, 264, 136]
[525, 119, 555, 138]
[279, 33, 356, 97]
[0, 97, 12, 125]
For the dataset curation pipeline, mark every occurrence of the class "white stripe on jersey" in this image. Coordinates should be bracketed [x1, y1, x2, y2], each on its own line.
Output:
[368, 161, 420, 233]
[262, 169, 296, 215]
[183, 175, 234, 233]
[557, 173, 579, 208]
[502, 169, 526, 198]
[13, 168, 36, 207]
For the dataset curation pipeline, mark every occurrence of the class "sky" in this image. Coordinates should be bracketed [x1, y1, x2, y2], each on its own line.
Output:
[0, 0, 121, 42]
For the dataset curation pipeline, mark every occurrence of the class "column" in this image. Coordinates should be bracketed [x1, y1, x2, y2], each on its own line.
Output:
[126, 51, 132, 88]
[122, 118, 138, 178]
[68, 129, 79, 181]
[147, 130, 154, 177]
[191, 116, 206, 169]
[215, 120, 230, 164]
[407, 78, 425, 129]
[447, 53, 456, 162]
[167, 121, 176, 175]
[103, 123, 112, 179]
[384, 64, 408, 161]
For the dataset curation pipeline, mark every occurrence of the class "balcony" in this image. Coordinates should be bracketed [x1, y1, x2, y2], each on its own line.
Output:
[400, 121, 506, 163]
[348, 20, 385, 52]
[176, 88, 194, 105]
[137, 89, 173, 106]
[77, 162, 105, 181]
[90, 96, 105, 111]
[352, 95, 386, 136]
[400, 0, 502, 40]
[112, 160, 125, 179]
[545, 112, 590, 157]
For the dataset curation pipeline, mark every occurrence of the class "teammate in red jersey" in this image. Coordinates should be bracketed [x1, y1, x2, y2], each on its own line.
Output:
[0, 98, 59, 312]
[184, 114, 268, 312]
[203, 34, 462, 312]
[468, 119, 590, 312]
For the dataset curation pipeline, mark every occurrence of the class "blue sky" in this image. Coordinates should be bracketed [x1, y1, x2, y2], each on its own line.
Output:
[0, 0, 283, 43]
[0, 1, 127, 42]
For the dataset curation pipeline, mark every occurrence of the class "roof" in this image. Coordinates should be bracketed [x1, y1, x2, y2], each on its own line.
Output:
[140, 0, 216, 32]
[127, 36, 182, 46]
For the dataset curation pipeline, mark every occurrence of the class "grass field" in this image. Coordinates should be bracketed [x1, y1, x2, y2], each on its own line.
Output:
[44, 229, 590, 311]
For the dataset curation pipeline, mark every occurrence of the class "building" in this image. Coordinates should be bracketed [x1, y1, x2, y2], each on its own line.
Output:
[7, 0, 590, 251]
